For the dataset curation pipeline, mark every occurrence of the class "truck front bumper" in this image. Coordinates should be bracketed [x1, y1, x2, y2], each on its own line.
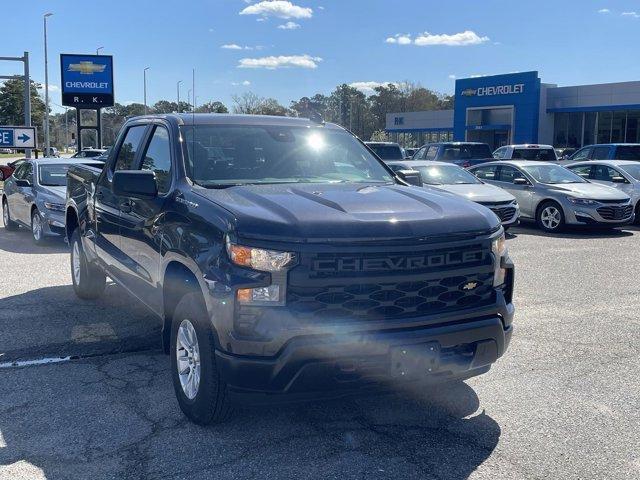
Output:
[215, 302, 514, 403]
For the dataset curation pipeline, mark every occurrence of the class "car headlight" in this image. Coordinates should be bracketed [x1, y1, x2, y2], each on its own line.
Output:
[566, 196, 598, 206]
[226, 239, 295, 272]
[44, 202, 65, 212]
[491, 232, 508, 287]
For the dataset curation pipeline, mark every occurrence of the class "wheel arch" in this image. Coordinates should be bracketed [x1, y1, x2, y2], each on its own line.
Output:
[535, 198, 563, 219]
[65, 206, 79, 243]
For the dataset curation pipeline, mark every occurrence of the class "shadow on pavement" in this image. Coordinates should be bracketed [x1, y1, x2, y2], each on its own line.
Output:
[0, 354, 500, 479]
[0, 283, 161, 362]
[0, 225, 69, 254]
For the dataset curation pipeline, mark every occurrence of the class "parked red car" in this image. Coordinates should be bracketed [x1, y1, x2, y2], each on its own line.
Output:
[0, 159, 26, 181]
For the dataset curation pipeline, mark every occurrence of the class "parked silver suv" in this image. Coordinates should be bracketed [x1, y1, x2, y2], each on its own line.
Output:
[469, 161, 634, 232]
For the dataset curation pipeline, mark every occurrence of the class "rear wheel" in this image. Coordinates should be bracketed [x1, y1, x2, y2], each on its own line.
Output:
[536, 201, 565, 232]
[31, 209, 46, 245]
[2, 199, 18, 231]
[70, 229, 106, 299]
[170, 292, 233, 424]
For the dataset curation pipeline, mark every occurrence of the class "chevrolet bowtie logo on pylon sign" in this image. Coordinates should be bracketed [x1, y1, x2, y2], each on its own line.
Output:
[461, 88, 477, 97]
[68, 61, 107, 75]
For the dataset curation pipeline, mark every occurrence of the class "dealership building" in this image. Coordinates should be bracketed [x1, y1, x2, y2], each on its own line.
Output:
[386, 71, 640, 150]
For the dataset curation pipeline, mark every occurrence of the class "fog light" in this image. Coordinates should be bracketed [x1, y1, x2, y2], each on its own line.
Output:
[237, 285, 281, 304]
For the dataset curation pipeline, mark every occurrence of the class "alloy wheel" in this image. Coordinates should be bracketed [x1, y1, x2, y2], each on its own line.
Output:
[32, 212, 43, 241]
[72, 241, 81, 285]
[176, 319, 201, 400]
[2, 203, 8, 226]
[540, 206, 561, 230]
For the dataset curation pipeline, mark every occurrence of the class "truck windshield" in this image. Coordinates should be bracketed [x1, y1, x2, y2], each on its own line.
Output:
[521, 164, 587, 184]
[415, 165, 482, 185]
[182, 125, 394, 187]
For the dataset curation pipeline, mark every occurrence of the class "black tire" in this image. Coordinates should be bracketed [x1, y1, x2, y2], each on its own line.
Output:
[170, 292, 233, 425]
[536, 200, 565, 233]
[2, 198, 19, 231]
[70, 229, 106, 299]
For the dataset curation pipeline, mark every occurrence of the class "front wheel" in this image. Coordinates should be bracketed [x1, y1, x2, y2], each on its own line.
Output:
[70, 229, 106, 299]
[31, 209, 46, 245]
[170, 292, 233, 424]
[2, 199, 18, 231]
[536, 201, 565, 233]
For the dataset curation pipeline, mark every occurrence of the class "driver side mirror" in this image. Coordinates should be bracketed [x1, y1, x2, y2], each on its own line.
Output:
[513, 177, 529, 185]
[113, 170, 158, 199]
[396, 169, 423, 187]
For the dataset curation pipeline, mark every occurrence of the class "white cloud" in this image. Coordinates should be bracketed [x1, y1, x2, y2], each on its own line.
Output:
[221, 44, 243, 50]
[231, 80, 252, 86]
[349, 81, 399, 95]
[598, 8, 610, 14]
[238, 54, 322, 69]
[622, 11, 640, 18]
[278, 21, 301, 29]
[448, 74, 456, 80]
[385, 34, 412, 45]
[414, 30, 489, 46]
[240, 1, 313, 19]
[386, 30, 489, 47]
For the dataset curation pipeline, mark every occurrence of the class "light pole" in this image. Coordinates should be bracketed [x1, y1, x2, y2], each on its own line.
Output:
[143, 67, 150, 115]
[187, 89, 192, 111]
[96, 46, 104, 55]
[43, 12, 53, 156]
[96, 47, 104, 146]
[177, 80, 182, 112]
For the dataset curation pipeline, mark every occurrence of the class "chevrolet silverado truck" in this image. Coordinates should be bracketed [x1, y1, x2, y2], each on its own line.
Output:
[65, 114, 515, 424]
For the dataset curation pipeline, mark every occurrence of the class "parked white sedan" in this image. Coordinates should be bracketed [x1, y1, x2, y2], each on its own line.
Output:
[387, 160, 520, 229]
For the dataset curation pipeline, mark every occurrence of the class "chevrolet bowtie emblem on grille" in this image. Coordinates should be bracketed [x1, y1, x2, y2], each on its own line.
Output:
[68, 61, 107, 75]
[462, 281, 479, 291]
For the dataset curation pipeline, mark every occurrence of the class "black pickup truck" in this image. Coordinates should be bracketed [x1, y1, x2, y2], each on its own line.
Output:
[66, 114, 514, 424]
[412, 142, 495, 168]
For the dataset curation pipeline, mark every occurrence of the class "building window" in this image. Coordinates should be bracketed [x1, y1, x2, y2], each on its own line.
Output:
[583, 112, 597, 146]
[554, 113, 568, 146]
[611, 111, 626, 143]
[597, 111, 612, 143]
[567, 112, 582, 148]
[625, 111, 640, 143]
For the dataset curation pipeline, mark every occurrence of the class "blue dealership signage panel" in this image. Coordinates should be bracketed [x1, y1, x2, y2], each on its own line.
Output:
[60, 54, 114, 108]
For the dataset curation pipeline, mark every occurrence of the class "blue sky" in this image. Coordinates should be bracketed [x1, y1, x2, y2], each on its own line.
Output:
[2, 0, 639, 113]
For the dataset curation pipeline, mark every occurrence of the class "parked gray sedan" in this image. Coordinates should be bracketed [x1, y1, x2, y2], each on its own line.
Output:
[565, 160, 640, 224]
[387, 160, 520, 228]
[2, 158, 102, 244]
[468, 161, 634, 232]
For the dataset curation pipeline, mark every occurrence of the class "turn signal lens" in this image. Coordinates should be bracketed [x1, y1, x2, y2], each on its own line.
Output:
[228, 244, 252, 268]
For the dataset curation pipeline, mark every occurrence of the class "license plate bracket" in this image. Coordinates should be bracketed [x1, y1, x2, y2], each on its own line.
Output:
[390, 342, 441, 378]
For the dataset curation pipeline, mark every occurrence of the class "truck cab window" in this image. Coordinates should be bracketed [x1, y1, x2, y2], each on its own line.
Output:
[114, 125, 147, 171]
[141, 126, 172, 194]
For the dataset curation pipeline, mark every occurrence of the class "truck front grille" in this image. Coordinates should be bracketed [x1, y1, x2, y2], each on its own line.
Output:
[288, 271, 495, 321]
[596, 204, 633, 220]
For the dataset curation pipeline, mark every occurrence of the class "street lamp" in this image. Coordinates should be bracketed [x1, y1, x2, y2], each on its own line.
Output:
[43, 12, 53, 157]
[177, 80, 183, 113]
[96, 47, 104, 146]
[143, 67, 150, 115]
[96, 46, 104, 55]
[187, 89, 192, 111]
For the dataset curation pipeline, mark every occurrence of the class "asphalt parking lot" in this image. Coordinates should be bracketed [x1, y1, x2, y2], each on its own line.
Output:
[0, 222, 639, 480]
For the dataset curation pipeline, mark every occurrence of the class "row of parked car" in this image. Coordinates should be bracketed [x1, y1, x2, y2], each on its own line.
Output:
[365, 141, 640, 232]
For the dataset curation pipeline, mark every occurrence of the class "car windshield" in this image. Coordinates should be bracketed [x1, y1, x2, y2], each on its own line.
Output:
[182, 125, 394, 187]
[619, 164, 640, 181]
[367, 144, 404, 160]
[38, 165, 70, 186]
[521, 164, 587, 184]
[615, 146, 640, 160]
[440, 144, 492, 160]
[512, 148, 557, 161]
[415, 165, 482, 185]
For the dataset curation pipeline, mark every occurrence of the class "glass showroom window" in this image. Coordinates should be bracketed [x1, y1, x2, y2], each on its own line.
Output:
[554, 113, 569, 146]
[567, 112, 583, 148]
[626, 111, 640, 143]
[611, 111, 627, 143]
[597, 111, 613, 143]
[583, 112, 597, 146]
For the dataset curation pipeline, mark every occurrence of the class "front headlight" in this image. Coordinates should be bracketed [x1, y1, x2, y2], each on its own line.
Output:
[44, 202, 65, 212]
[226, 239, 295, 272]
[566, 196, 598, 206]
[491, 232, 508, 286]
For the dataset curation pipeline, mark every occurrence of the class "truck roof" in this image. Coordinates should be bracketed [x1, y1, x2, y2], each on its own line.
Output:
[137, 113, 343, 129]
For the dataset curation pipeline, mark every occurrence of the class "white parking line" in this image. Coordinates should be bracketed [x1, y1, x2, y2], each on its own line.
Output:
[0, 356, 71, 369]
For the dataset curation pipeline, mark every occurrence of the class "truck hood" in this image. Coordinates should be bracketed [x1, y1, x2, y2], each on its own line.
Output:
[548, 182, 630, 200]
[432, 183, 515, 204]
[196, 183, 500, 243]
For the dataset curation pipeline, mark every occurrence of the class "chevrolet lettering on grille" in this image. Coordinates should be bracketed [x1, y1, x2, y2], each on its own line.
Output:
[313, 250, 485, 273]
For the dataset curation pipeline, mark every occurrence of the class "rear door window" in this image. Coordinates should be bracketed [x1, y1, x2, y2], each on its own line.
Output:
[615, 146, 640, 160]
[497, 166, 526, 183]
[592, 165, 627, 183]
[425, 146, 440, 160]
[113, 125, 148, 171]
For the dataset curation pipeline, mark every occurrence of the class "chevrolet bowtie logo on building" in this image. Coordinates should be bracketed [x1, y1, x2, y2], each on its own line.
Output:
[68, 61, 107, 75]
[461, 88, 477, 97]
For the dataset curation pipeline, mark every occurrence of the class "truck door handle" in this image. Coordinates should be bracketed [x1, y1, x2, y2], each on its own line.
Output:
[120, 200, 133, 213]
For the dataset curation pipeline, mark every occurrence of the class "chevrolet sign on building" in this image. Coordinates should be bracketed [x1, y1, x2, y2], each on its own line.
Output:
[60, 54, 114, 108]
